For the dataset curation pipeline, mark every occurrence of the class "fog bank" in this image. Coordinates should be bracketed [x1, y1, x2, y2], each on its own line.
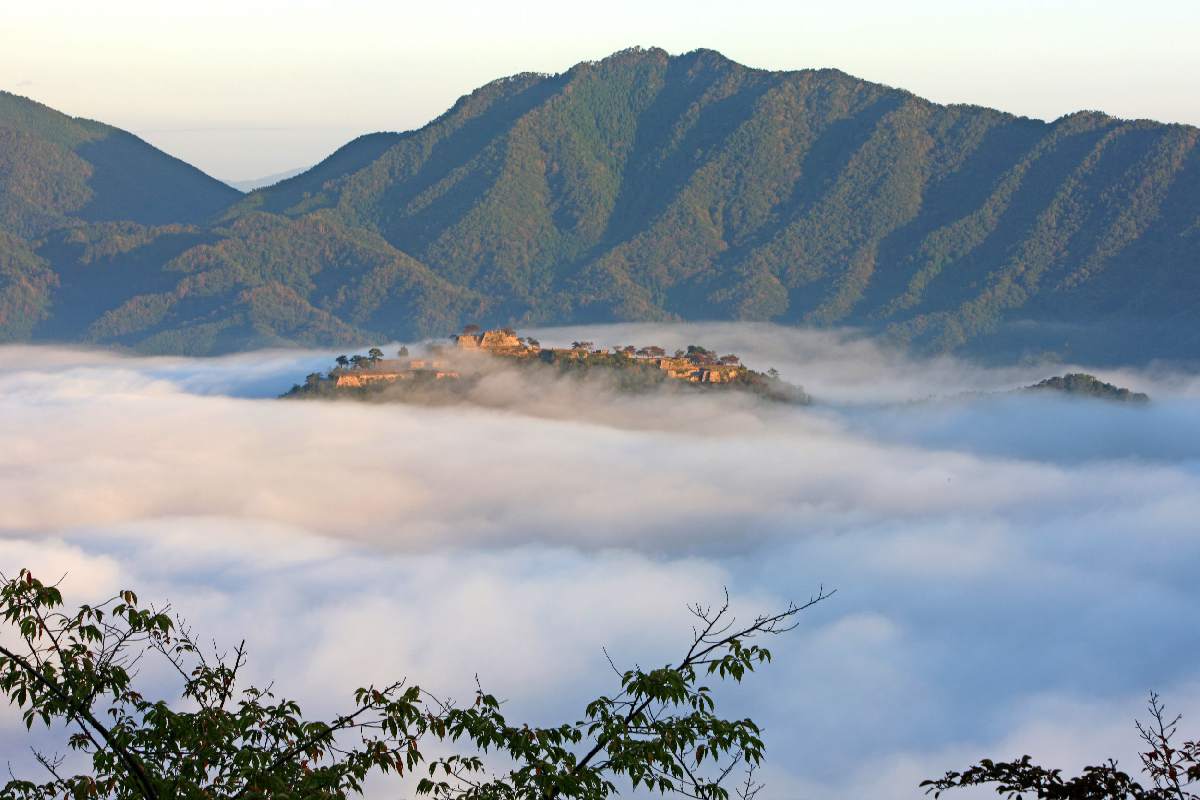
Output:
[0, 326, 1196, 798]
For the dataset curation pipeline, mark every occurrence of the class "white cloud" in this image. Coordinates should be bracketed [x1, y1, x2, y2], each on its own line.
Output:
[0, 330, 1196, 798]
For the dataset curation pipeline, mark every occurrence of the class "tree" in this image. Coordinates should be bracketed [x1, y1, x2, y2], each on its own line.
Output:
[368, 347, 384, 363]
[923, 693, 1199, 799]
[304, 372, 322, 388]
[397, 346, 410, 357]
[462, 324, 481, 336]
[719, 355, 740, 366]
[335, 355, 350, 369]
[349, 354, 367, 369]
[0, 570, 832, 800]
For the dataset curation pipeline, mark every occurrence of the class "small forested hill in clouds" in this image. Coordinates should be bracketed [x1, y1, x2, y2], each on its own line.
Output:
[1, 48, 1199, 358]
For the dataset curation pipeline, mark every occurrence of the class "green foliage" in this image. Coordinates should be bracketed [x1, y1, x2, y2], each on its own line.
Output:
[0, 231, 58, 338]
[0, 570, 830, 799]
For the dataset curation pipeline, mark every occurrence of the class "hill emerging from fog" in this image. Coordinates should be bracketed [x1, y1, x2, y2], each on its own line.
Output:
[1, 48, 1198, 359]
[1025, 373, 1150, 403]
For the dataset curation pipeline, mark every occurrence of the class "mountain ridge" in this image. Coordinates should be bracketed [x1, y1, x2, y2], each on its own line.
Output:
[1, 47, 1197, 360]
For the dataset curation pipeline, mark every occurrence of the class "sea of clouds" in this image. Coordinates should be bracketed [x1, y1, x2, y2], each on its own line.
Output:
[1, 323, 1197, 798]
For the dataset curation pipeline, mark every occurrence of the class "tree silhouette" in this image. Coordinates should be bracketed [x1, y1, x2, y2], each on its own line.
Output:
[0, 571, 832, 800]
[924, 694, 1199, 799]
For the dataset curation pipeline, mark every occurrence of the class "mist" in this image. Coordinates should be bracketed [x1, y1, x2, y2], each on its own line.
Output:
[1, 324, 1196, 798]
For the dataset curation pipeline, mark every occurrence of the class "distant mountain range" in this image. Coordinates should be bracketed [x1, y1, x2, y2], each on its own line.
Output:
[1, 47, 1197, 360]
[226, 167, 308, 193]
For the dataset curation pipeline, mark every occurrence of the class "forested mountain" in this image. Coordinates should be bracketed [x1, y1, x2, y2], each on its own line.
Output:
[0, 92, 239, 236]
[2, 48, 1198, 359]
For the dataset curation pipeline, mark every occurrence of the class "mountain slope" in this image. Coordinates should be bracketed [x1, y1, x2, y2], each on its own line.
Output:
[0, 92, 240, 236]
[232, 48, 1199, 361]
[1, 49, 1198, 360]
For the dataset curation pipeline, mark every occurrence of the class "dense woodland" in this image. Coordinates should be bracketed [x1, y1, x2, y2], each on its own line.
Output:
[1, 48, 1199, 360]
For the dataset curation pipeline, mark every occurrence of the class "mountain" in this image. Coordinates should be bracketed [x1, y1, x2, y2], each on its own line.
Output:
[0, 92, 240, 236]
[1, 49, 1198, 359]
[0, 91, 242, 341]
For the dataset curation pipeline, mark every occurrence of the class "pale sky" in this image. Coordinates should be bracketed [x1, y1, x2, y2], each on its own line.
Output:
[3, 0, 1198, 182]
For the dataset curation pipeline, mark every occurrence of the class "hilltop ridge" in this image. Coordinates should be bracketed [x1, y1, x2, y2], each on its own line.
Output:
[284, 324, 808, 405]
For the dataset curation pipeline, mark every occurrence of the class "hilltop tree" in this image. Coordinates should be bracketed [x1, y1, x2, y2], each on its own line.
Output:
[924, 694, 1199, 799]
[349, 354, 367, 369]
[0, 569, 831, 800]
[335, 355, 350, 369]
[397, 346, 410, 357]
[368, 347, 384, 363]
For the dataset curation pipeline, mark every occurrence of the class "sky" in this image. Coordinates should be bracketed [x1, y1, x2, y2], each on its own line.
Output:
[3, 0, 1199, 181]
[1, 324, 1198, 797]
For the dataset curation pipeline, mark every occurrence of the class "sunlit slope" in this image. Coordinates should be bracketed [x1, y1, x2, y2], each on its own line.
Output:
[240, 47, 1200, 359]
